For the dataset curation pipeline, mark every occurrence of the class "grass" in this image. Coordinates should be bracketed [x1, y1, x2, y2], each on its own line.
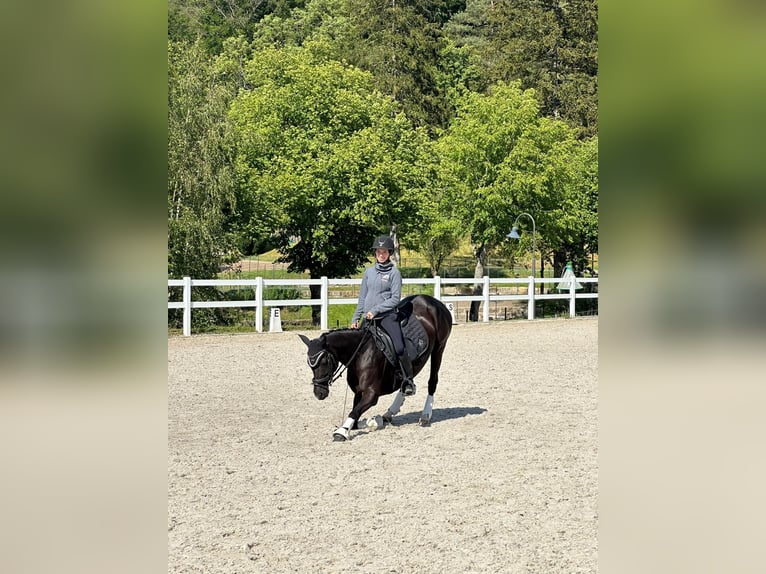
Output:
[223, 268, 308, 280]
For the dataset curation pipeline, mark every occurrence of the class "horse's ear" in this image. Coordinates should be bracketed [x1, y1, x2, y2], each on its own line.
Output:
[298, 334, 311, 347]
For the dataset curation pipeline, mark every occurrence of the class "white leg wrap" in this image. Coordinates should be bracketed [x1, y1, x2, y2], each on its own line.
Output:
[332, 426, 351, 441]
[387, 391, 405, 416]
[422, 394, 434, 419]
[342, 417, 355, 430]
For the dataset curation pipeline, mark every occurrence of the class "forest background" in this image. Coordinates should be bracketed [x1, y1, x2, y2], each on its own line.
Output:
[168, 0, 598, 326]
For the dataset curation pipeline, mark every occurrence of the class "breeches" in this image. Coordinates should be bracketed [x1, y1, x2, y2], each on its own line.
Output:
[379, 313, 405, 356]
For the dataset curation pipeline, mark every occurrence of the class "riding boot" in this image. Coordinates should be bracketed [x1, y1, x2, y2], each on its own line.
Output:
[399, 354, 416, 396]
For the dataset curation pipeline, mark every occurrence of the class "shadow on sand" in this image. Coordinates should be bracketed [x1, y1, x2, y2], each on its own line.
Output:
[391, 405, 487, 426]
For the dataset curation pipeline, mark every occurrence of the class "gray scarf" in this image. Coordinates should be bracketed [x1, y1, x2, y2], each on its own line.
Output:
[375, 260, 393, 273]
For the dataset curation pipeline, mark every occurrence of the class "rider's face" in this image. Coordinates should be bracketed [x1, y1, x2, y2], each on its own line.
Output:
[374, 248, 390, 262]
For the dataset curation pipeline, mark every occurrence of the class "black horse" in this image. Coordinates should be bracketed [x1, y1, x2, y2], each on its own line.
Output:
[299, 294, 453, 441]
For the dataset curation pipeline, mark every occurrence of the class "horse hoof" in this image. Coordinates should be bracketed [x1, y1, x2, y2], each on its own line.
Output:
[382, 412, 393, 423]
[332, 427, 350, 441]
[366, 415, 384, 430]
[418, 417, 431, 427]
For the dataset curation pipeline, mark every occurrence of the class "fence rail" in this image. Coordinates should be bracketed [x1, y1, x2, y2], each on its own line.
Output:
[168, 275, 598, 336]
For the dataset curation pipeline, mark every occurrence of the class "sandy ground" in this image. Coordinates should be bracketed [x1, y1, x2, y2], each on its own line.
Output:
[168, 318, 598, 573]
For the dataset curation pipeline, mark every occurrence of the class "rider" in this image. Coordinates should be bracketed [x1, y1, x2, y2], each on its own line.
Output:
[351, 235, 416, 396]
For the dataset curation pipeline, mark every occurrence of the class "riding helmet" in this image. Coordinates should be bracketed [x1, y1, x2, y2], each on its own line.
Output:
[371, 236, 395, 252]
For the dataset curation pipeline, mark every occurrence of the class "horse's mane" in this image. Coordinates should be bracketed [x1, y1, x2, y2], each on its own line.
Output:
[324, 327, 366, 338]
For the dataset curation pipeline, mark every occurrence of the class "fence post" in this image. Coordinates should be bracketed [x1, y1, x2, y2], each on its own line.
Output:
[569, 275, 576, 318]
[255, 276, 263, 333]
[527, 276, 535, 320]
[320, 276, 329, 330]
[433, 275, 441, 300]
[483, 275, 490, 323]
[183, 276, 192, 336]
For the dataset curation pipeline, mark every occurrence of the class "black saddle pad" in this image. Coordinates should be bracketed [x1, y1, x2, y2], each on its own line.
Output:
[372, 303, 429, 367]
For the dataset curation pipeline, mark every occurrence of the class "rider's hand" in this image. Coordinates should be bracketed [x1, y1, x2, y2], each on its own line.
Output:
[351, 321, 359, 329]
[365, 311, 374, 320]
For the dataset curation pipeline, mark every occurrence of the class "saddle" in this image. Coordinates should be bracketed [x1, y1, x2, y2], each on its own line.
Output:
[370, 298, 429, 369]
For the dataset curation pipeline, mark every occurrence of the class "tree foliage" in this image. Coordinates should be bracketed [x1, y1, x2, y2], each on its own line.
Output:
[436, 82, 541, 262]
[435, 81, 596, 280]
[548, 135, 598, 275]
[166, 0, 598, 286]
[168, 40, 238, 278]
[168, 0, 306, 52]
[447, 0, 598, 137]
[340, 0, 453, 132]
[229, 46, 430, 281]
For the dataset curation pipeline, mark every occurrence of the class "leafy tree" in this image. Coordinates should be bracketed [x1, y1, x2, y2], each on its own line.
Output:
[341, 0, 452, 132]
[460, 0, 597, 137]
[441, 0, 493, 93]
[400, 139, 464, 275]
[250, 0, 470, 133]
[411, 216, 463, 276]
[249, 0, 352, 53]
[168, 0, 307, 52]
[492, 114, 583, 282]
[435, 81, 594, 313]
[229, 46, 430, 323]
[436, 82, 541, 277]
[168, 40, 239, 278]
[547, 135, 598, 276]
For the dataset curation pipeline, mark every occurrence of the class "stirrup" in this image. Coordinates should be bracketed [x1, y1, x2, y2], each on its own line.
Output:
[402, 380, 416, 396]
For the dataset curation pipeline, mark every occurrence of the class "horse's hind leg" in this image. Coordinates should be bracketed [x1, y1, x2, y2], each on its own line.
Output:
[419, 343, 447, 426]
[382, 391, 405, 422]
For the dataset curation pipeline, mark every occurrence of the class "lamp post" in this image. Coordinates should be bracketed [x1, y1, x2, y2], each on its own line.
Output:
[507, 212, 537, 284]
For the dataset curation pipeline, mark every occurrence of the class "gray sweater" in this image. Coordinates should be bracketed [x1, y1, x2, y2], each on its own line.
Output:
[351, 265, 402, 323]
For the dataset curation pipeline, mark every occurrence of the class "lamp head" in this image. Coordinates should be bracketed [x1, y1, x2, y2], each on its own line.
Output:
[507, 226, 521, 239]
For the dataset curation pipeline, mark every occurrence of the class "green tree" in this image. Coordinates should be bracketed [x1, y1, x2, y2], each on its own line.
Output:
[435, 81, 594, 313]
[462, 0, 597, 137]
[249, 0, 352, 53]
[168, 0, 306, 52]
[547, 135, 598, 276]
[403, 139, 464, 275]
[249, 0, 472, 133]
[341, 0, 452, 132]
[441, 0, 493, 93]
[168, 40, 239, 278]
[229, 46, 429, 323]
[493, 114, 583, 282]
[411, 216, 463, 276]
[436, 82, 541, 278]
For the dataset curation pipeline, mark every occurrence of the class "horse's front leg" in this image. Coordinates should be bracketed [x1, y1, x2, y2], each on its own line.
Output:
[332, 388, 379, 442]
[350, 392, 364, 429]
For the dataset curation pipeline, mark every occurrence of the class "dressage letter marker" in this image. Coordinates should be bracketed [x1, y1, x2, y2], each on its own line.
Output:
[269, 308, 282, 332]
[446, 302, 457, 325]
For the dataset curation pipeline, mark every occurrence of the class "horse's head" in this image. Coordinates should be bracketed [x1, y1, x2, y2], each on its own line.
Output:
[298, 334, 338, 401]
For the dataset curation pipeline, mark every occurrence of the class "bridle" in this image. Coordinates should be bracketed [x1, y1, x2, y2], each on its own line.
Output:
[307, 349, 340, 387]
[306, 325, 371, 390]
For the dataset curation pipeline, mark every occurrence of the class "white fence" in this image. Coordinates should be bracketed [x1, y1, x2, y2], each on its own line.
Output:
[168, 275, 598, 336]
